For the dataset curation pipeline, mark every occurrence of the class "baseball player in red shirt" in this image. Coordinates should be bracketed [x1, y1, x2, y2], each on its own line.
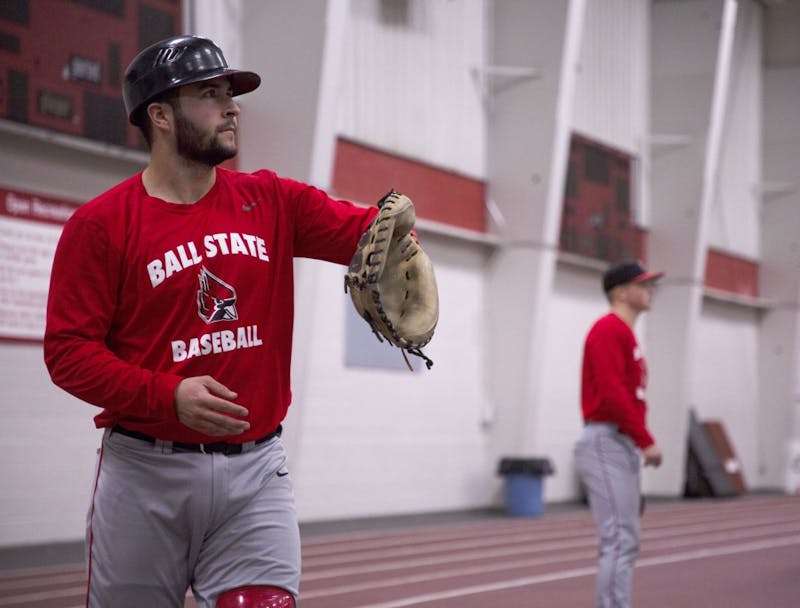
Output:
[44, 36, 382, 607]
[573, 260, 664, 608]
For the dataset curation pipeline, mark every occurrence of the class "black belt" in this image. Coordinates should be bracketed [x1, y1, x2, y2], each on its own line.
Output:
[111, 424, 282, 455]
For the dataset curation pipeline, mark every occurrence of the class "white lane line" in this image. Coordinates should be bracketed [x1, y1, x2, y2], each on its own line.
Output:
[300, 548, 596, 599]
[302, 518, 800, 576]
[346, 565, 600, 608]
[347, 535, 800, 608]
[302, 536, 595, 580]
[303, 529, 591, 566]
[303, 521, 800, 584]
[301, 521, 800, 593]
[301, 510, 800, 564]
[301, 520, 594, 555]
[301, 501, 800, 554]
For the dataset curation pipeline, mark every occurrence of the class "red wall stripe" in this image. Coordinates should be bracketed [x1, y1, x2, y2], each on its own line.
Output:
[705, 249, 759, 297]
[331, 137, 486, 232]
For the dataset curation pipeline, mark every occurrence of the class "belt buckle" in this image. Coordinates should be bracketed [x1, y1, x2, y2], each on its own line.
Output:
[199, 443, 207, 454]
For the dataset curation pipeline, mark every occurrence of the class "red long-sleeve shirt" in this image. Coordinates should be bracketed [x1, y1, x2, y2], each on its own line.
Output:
[581, 312, 655, 449]
[44, 167, 377, 443]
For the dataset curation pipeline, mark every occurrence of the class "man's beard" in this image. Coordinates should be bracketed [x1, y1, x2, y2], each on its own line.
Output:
[174, 110, 237, 166]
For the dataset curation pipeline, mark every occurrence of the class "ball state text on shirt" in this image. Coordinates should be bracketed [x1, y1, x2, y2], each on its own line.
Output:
[147, 232, 269, 288]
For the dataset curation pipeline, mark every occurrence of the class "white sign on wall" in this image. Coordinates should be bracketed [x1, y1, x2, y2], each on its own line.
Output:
[0, 187, 79, 342]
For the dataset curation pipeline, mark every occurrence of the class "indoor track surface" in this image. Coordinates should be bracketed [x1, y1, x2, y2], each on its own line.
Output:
[0, 494, 798, 607]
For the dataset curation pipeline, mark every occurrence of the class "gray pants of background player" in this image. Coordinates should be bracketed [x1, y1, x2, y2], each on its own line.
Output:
[87, 428, 301, 608]
[574, 423, 641, 608]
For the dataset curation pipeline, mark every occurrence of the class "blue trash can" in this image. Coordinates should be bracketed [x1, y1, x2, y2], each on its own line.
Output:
[498, 457, 555, 517]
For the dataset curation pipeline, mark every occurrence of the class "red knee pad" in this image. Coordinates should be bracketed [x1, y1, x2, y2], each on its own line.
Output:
[215, 585, 296, 608]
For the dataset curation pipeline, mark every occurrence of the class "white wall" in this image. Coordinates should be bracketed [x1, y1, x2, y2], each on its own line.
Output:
[338, 0, 487, 178]
[692, 301, 762, 486]
[572, 0, 649, 156]
[0, 343, 101, 546]
[288, 236, 495, 520]
[0, 130, 145, 546]
[758, 63, 800, 489]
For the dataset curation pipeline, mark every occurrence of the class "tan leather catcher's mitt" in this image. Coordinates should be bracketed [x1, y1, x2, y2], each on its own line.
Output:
[344, 190, 439, 369]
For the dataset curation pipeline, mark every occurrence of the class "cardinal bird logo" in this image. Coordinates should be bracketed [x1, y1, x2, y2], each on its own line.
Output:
[196, 267, 238, 323]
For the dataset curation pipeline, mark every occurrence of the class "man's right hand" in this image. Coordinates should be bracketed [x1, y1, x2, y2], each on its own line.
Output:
[174, 376, 250, 437]
[642, 444, 663, 467]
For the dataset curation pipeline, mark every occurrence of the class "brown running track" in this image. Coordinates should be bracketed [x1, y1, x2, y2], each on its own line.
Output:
[0, 494, 797, 607]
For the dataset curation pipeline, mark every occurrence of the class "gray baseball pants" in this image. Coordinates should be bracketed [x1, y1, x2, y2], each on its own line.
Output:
[574, 423, 641, 608]
[86, 428, 301, 607]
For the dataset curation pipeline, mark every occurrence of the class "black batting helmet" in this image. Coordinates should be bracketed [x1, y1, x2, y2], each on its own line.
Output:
[123, 35, 261, 126]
